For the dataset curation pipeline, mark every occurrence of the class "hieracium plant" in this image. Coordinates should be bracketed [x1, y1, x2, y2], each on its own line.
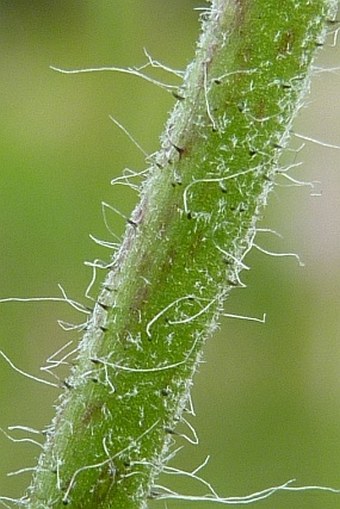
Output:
[1, 1, 339, 508]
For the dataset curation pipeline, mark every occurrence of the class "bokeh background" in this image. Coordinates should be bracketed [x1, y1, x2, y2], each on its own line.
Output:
[0, 2, 339, 508]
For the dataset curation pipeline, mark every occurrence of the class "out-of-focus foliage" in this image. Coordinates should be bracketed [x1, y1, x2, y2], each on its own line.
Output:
[0, 2, 339, 508]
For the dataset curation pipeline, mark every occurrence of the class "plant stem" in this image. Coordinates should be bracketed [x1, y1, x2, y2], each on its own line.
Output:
[26, 1, 338, 508]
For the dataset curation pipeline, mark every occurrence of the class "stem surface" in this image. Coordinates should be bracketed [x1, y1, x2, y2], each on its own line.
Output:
[27, 1, 338, 508]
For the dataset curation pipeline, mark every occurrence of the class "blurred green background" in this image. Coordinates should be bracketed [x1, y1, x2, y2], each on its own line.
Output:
[0, 2, 339, 508]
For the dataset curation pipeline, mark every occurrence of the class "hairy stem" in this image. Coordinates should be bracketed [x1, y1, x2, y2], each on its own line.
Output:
[26, 1, 338, 508]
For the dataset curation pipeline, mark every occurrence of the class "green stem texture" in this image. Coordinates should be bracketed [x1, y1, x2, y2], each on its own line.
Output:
[26, 1, 338, 508]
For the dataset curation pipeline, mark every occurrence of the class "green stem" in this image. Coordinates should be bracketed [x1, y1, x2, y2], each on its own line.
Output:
[26, 1, 337, 508]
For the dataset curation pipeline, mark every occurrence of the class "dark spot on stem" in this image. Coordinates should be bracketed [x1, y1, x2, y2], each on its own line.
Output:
[81, 402, 103, 426]
[171, 177, 182, 187]
[237, 102, 245, 112]
[172, 90, 185, 101]
[164, 427, 175, 435]
[173, 143, 185, 157]
[148, 490, 161, 499]
[278, 30, 294, 55]
[227, 279, 240, 287]
[90, 357, 100, 364]
[97, 301, 110, 311]
[63, 380, 73, 389]
[326, 18, 339, 25]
